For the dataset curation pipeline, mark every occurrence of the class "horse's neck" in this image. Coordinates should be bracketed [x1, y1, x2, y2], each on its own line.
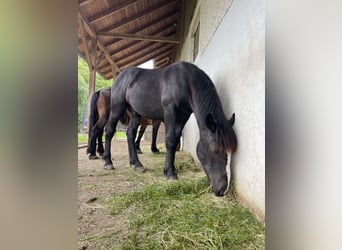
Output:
[192, 106, 210, 135]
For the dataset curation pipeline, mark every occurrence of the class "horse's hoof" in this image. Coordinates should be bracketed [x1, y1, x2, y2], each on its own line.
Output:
[152, 149, 160, 154]
[137, 149, 143, 154]
[104, 164, 114, 170]
[134, 166, 145, 173]
[166, 175, 178, 181]
[89, 155, 99, 160]
[97, 152, 103, 156]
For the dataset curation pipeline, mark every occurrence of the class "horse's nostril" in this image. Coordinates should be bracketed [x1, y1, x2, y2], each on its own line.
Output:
[214, 187, 226, 197]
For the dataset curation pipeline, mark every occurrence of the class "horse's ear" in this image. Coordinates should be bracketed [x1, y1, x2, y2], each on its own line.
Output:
[205, 113, 216, 132]
[228, 113, 235, 126]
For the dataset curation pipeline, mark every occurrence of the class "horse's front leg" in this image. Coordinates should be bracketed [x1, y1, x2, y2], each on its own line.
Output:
[127, 115, 145, 172]
[151, 120, 161, 153]
[134, 124, 146, 154]
[163, 108, 178, 180]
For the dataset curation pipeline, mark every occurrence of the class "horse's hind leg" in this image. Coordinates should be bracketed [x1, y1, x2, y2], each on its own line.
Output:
[88, 117, 107, 159]
[97, 128, 104, 156]
[151, 120, 161, 153]
[135, 124, 146, 154]
[127, 115, 145, 172]
[88, 125, 101, 160]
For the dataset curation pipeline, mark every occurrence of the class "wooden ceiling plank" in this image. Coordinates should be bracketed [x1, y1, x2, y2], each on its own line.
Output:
[114, 29, 175, 61]
[103, 23, 176, 69]
[122, 50, 173, 70]
[100, 0, 178, 33]
[98, 31, 179, 43]
[78, 0, 94, 7]
[171, 0, 185, 62]
[103, 9, 179, 48]
[116, 43, 169, 66]
[119, 45, 173, 69]
[154, 50, 173, 61]
[157, 61, 169, 68]
[101, 44, 173, 73]
[89, 0, 140, 24]
[97, 24, 176, 70]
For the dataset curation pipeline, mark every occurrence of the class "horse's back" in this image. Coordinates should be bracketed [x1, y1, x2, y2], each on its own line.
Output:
[111, 62, 200, 120]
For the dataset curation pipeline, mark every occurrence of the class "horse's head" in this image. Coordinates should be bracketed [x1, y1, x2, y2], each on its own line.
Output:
[196, 113, 236, 196]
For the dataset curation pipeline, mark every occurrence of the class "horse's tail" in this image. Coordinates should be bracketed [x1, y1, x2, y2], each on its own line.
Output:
[120, 110, 130, 125]
[88, 90, 100, 136]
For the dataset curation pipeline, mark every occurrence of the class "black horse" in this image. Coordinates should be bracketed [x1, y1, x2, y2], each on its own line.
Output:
[103, 62, 237, 196]
[86, 87, 161, 160]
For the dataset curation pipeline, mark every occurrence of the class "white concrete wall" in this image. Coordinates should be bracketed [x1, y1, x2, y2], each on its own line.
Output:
[180, 0, 265, 219]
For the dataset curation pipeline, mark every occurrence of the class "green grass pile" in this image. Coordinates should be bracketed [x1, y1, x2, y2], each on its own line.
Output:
[107, 177, 265, 249]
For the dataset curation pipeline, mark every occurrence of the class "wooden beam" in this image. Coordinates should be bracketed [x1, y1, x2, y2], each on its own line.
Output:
[103, 9, 179, 47]
[157, 61, 169, 68]
[171, 0, 185, 62]
[78, 17, 92, 69]
[122, 49, 173, 70]
[78, 7, 121, 75]
[100, 0, 177, 33]
[119, 46, 173, 71]
[100, 43, 173, 74]
[116, 43, 171, 67]
[95, 51, 105, 67]
[98, 24, 177, 70]
[156, 56, 170, 66]
[98, 32, 180, 44]
[154, 50, 173, 62]
[78, 0, 94, 7]
[90, 37, 97, 69]
[89, 0, 140, 24]
[100, 27, 175, 70]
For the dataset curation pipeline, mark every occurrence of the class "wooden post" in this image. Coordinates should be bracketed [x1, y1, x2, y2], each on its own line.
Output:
[86, 37, 97, 134]
[111, 65, 116, 80]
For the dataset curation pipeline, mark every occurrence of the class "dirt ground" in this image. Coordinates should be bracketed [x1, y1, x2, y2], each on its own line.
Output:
[78, 139, 166, 250]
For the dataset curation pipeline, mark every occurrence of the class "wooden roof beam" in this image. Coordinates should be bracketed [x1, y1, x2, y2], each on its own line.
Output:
[78, 17, 92, 69]
[97, 22, 176, 69]
[100, 0, 178, 33]
[122, 49, 173, 70]
[154, 50, 173, 62]
[78, 0, 94, 7]
[78, 7, 121, 74]
[100, 43, 173, 73]
[116, 43, 171, 67]
[119, 45, 173, 69]
[89, 0, 140, 24]
[103, 49, 173, 78]
[114, 30, 175, 62]
[106, 18, 174, 56]
[103, 9, 179, 47]
[98, 32, 180, 44]
[157, 61, 170, 68]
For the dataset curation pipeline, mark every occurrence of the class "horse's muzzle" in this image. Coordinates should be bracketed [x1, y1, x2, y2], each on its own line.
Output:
[213, 186, 227, 196]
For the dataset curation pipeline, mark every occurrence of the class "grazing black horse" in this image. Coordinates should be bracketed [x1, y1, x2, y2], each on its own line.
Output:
[103, 62, 237, 196]
[86, 87, 161, 159]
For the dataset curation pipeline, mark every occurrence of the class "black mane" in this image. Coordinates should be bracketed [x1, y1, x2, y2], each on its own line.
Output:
[188, 63, 237, 152]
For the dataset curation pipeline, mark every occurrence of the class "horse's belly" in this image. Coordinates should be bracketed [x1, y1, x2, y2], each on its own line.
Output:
[128, 97, 164, 120]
